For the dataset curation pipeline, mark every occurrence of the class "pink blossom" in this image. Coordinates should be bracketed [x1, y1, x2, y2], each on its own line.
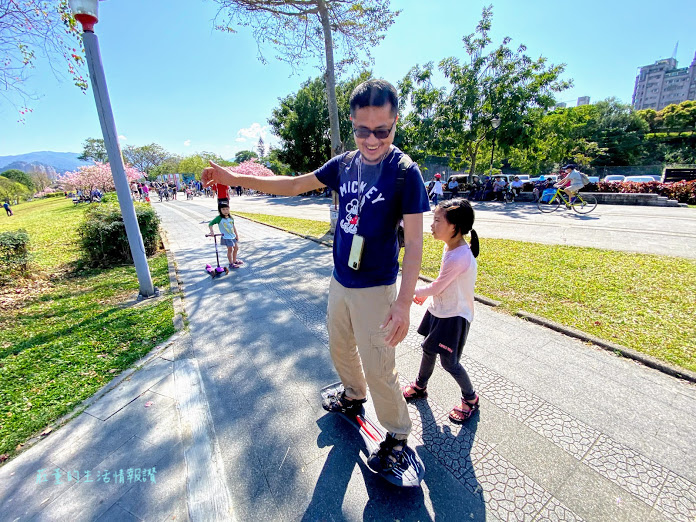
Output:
[59, 162, 144, 192]
[231, 159, 274, 177]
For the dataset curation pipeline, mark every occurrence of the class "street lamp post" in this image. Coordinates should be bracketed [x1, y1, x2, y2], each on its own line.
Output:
[69, 0, 156, 299]
[489, 116, 501, 179]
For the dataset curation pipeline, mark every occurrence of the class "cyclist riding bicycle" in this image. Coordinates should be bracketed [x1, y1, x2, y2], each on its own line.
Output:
[556, 164, 585, 205]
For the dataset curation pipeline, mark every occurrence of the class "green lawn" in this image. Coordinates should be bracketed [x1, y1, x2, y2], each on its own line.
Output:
[0, 198, 176, 458]
[233, 211, 696, 373]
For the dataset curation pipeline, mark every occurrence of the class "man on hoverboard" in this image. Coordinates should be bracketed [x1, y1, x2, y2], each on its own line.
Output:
[201, 80, 429, 479]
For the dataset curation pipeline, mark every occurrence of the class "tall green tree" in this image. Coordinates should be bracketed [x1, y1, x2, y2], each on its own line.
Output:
[399, 6, 570, 175]
[0, 176, 31, 202]
[30, 171, 51, 193]
[149, 155, 182, 181]
[507, 105, 607, 173]
[637, 100, 696, 165]
[122, 143, 170, 174]
[211, 0, 398, 158]
[0, 169, 34, 191]
[178, 152, 229, 179]
[584, 99, 649, 167]
[659, 100, 696, 131]
[78, 138, 108, 163]
[234, 150, 258, 163]
[269, 72, 370, 173]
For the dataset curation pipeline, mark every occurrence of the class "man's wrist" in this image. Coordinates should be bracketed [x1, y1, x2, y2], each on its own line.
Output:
[394, 295, 413, 307]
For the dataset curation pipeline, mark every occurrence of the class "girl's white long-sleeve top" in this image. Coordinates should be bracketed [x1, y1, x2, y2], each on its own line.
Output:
[414, 243, 477, 322]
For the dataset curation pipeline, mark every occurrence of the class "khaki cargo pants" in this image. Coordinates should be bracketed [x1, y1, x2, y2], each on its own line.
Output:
[327, 277, 412, 439]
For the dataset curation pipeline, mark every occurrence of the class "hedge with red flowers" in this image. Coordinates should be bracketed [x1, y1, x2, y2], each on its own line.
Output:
[583, 180, 696, 204]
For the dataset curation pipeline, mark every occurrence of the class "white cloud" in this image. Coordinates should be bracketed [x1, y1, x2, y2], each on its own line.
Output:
[183, 139, 191, 147]
[235, 137, 246, 143]
[118, 135, 127, 141]
[236, 122, 271, 142]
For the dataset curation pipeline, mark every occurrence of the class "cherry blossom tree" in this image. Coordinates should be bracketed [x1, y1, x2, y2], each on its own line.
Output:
[230, 159, 274, 177]
[60, 162, 143, 193]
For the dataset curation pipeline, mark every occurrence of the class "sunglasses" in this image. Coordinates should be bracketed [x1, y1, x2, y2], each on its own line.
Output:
[352, 119, 396, 139]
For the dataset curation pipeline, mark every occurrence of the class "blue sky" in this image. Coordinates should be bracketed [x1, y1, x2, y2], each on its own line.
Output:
[1, 0, 695, 159]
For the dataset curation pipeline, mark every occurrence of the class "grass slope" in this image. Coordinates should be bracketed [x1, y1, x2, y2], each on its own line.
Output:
[234, 211, 696, 373]
[0, 198, 175, 458]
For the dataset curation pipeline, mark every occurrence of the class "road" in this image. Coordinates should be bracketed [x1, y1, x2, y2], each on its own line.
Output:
[177, 194, 696, 259]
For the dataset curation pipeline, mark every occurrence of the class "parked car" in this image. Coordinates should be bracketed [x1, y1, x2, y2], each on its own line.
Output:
[624, 176, 655, 183]
[587, 176, 599, 183]
[603, 175, 625, 183]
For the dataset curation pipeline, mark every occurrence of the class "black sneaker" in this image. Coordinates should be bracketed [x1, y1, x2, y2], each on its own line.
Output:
[367, 433, 407, 473]
[321, 390, 366, 416]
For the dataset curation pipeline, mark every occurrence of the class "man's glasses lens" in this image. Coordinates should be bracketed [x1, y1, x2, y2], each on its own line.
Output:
[353, 127, 392, 139]
[352, 120, 395, 139]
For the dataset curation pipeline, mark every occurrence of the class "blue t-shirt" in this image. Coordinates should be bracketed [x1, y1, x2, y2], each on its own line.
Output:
[315, 147, 430, 288]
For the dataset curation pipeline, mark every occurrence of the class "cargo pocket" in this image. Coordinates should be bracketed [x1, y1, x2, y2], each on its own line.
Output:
[370, 331, 392, 377]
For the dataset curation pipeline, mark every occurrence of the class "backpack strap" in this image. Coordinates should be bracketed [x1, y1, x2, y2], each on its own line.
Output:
[395, 153, 414, 210]
[340, 150, 359, 171]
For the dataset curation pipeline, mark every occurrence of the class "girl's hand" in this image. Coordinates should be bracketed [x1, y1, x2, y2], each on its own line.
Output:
[413, 296, 426, 305]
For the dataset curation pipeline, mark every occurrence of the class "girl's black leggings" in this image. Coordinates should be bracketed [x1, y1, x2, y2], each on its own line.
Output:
[416, 349, 476, 401]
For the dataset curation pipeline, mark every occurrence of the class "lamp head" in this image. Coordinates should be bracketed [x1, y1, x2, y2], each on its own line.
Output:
[491, 117, 501, 129]
[68, 0, 99, 32]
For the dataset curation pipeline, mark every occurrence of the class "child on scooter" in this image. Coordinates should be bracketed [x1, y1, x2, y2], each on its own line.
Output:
[208, 203, 243, 269]
[402, 198, 480, 423]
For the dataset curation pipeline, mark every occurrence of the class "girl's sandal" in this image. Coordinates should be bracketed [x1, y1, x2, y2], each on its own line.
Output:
[402, 382, 428, 401]
[448, 395, 480, 424]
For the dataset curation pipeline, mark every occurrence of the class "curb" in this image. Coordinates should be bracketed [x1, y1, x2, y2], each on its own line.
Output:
[232, 214, 695, 385]
[516, 311, 696, 384]
[161, 229, 186, 331]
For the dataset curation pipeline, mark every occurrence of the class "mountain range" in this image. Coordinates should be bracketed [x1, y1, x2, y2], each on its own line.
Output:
[0, 151, 90, 178]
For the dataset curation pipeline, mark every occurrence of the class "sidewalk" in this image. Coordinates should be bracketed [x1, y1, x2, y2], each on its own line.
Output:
[1, 199, 695, 521]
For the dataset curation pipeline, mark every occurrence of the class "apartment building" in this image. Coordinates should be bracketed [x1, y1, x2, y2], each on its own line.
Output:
[632, 53, 696, 111]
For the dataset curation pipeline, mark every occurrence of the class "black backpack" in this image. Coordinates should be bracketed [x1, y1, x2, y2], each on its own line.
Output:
[339, 150, 413, 248]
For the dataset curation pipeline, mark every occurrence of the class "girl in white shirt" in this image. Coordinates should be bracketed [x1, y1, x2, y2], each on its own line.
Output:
[402, 198, 480, 423]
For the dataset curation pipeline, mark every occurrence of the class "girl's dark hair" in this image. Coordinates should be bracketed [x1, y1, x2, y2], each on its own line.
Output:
[438, 198, 479, 258]
[349, 79, 399, 117]
[218, 204, 230, 217]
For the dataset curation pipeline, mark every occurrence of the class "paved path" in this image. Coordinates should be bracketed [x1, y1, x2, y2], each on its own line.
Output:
[194, 194, 696, 259]
[1, 197, 695, 521]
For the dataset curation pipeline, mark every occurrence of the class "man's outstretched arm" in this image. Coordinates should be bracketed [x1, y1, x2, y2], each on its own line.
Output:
[201, 161, 325, 197]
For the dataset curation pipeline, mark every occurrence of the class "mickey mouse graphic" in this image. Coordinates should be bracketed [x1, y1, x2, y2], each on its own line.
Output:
[341, 198, 360, 234]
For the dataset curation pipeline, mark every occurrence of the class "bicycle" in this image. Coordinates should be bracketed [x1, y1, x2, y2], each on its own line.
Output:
[537, 186, 597, 214]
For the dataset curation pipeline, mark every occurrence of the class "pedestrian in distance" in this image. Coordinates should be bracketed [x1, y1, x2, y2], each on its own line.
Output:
[208, 203, 243, 269]
[447, 176, 460, 199]
[201, 79, 430, 476]
[403, 198, 481, 424]
[430, 173, 444, 205]
[3, 201, 13, 216]
[215, 182, 230, 209]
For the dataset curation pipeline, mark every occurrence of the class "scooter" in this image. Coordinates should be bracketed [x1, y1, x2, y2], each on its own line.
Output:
[204, 233, 229, 278]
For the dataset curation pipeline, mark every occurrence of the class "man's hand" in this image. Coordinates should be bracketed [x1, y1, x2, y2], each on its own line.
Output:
[201, 161, 234, 188]
[381, 300, 411, 347]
